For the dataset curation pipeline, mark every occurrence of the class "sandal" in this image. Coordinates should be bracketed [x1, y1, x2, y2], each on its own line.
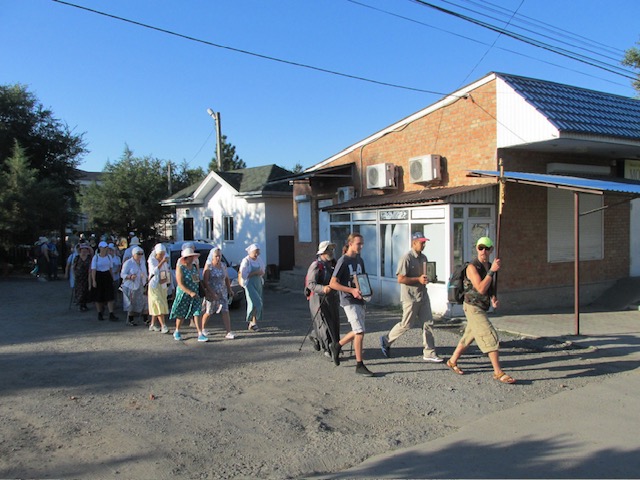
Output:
[446, 359, 464, 375]
[493, 371, 516, 384]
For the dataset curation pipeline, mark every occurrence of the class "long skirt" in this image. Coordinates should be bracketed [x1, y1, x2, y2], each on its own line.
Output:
[122, 285, 147, 314]
[92, 270, 114, 303]
[244, 276, 263, 324]
[148, 284, 169, 316]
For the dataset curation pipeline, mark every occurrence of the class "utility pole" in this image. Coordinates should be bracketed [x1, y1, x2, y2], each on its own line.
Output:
[207, 108, 223, 171]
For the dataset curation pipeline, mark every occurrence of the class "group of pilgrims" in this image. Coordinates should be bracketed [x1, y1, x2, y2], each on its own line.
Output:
[62, 234, 267, 343]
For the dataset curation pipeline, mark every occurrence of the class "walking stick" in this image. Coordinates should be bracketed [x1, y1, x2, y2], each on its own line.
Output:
[298, 293, 328, 352]
[494, 158, 506, 295]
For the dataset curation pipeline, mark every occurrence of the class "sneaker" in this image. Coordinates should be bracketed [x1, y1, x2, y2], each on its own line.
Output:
[380, 335, 391, 358]
[311, 338, 321, 351]
[329, 342, 341, 366]
[173, 331, 182, 341]
[149, 325, 161, 332]
[109, 313, 119, 322]
[423, 355, 444, 363]
[197, 334, 209, 342]
[161, 325, 170, 334]
[97, 312, 104, 321]
[225, 331, 236, 340]
[202, 329, 210, 337]
[355, 364, 375, 377]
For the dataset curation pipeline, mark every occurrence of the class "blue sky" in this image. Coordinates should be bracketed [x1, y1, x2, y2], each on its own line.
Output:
[2, 0, 639, 174]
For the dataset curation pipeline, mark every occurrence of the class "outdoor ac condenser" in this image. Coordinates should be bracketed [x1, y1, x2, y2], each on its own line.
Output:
[366, 163, 396, 189]
[337, 186, 355, 203]
[409, 155, 441, 183]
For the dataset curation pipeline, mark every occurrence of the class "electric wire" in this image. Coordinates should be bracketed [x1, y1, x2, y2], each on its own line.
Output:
[408, 0, 637, 79]
[50, 0, 455, 97]
[346, 0, 630, 89]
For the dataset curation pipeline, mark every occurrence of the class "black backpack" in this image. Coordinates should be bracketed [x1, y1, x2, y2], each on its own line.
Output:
[447, 262, 469, 304]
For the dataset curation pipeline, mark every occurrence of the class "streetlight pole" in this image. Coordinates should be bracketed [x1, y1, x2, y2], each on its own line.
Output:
[207, 108, 223, 171]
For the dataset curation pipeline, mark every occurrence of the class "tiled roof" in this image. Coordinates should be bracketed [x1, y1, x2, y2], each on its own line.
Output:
[497, 72, 640, 140]
[324, 184, 494, 211]
[218, 164, 293, 193]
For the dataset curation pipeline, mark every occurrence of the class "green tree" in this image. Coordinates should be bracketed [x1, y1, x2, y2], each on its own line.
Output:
[208, 135, 246, 172]
[81, 147, 169, 239]
[169, 160, 206, 194]
[0, 83, 87, 247]
[622, 40, 640, 95]
[291, 163, 304, 174]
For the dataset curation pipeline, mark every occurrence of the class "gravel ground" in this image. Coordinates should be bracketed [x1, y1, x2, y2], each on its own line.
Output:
[0, 276, 616, 479]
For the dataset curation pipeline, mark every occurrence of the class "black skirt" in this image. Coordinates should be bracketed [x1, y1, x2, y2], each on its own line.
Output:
[92, 270, 115, 303]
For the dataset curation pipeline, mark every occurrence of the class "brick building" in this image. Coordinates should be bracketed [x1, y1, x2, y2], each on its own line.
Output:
[285, 72, 640, 315]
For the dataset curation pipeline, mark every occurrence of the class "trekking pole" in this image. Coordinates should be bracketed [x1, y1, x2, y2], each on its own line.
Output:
[298, 293, 328, 352]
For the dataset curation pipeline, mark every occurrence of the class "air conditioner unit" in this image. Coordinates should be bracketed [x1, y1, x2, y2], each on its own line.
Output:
[409, 155, 441, 183]
[337, 186, 355, 203]
[367, 163, 396, 189]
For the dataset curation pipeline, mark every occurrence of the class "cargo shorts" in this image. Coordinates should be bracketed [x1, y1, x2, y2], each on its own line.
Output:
[461, 302, 499, 353]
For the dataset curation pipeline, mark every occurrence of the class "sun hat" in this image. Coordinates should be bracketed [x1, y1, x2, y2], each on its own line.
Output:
[245, 243, 260, 254]
[180, 246, 200, 259]
[37, 236, 48, 245]
[476, 236, 494, 248]
[412, 232, 429, 242]
[130, 236, 140, 246]
[98, 241, 108, 248]
[317, 240, 336, 255]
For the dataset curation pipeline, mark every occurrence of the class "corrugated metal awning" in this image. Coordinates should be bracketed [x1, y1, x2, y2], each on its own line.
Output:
[468, 170, 640, 196]
[324, 183, 495, 211]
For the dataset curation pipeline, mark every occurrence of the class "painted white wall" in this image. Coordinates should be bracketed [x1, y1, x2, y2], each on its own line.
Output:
[265, 198, 294, 266]
[496, 77, 559, 148]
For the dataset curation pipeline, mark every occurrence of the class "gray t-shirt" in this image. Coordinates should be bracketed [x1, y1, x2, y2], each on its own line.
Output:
[396, 249, 428, 303]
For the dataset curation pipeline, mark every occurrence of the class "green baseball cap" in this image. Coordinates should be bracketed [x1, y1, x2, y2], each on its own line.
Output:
[476, 236, 494, 248]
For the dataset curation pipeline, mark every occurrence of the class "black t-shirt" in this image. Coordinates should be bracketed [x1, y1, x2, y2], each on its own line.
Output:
[332, 254, 366, 306]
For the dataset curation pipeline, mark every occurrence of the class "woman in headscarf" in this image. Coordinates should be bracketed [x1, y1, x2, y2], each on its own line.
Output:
[91, 241, 118, 321]
[239, 243, 265, 332]
[169, 246, 205, 342]
[202, 247, 235, 339]
[72, 244, 92, 311]
[120, 246, 148, 327]
[147, 243, 171, 334]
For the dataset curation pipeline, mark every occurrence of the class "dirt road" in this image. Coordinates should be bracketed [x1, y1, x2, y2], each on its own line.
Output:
[0, 276, 622, 479]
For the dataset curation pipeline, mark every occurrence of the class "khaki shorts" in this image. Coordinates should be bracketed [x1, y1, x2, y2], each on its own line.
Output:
[461, 303, 499, 353]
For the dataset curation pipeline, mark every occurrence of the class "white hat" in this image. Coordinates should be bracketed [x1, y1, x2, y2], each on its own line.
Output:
[37, 236, 48, 245]
[98, 241, 108, 248]
[317, 240, 336, 255]
[130, 236, 140, 245]
[245, 243, 260, 254]
[154, 243, 166, 255]
[132, 246, 144, 256]
[180, 246, 200, 259]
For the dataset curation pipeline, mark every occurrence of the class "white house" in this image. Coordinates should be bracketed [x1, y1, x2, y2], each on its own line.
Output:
[161, 164, 294, 270]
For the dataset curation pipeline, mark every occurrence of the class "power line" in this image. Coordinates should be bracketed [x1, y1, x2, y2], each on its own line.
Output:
[50, 0, 454, 97]
[409, 0, 637, 80]
[346, 0, 629, 89]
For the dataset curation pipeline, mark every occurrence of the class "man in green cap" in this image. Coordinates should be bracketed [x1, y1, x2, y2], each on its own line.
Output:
[446, 236, 516, 384]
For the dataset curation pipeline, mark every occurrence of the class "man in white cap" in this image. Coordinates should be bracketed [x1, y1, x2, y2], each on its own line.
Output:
[380, 232, 443, 363]
[304, 240, 340, 358]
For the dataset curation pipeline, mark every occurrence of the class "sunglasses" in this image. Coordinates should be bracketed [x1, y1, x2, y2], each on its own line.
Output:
[477, 245, 492, 251]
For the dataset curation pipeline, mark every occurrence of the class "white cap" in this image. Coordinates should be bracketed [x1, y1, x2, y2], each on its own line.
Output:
[316, 240, 336, 255]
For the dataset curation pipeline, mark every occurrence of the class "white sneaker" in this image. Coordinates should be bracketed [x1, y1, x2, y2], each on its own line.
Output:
[423, 355, 444, 363]
[161, 326, 170, 334]
[225, 331, 235, 340]
[149, 325, 161, 332]
[202, 329, 209, 337]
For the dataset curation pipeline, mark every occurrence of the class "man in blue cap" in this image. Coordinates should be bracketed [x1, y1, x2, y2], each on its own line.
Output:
[380, 232, 443, 363]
